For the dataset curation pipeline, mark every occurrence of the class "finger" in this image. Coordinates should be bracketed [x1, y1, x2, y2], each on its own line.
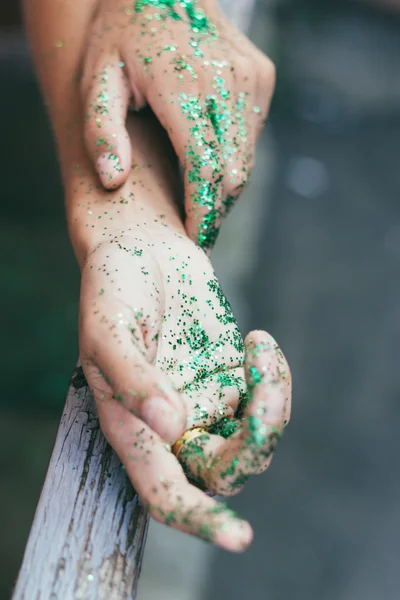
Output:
[81, 316, 189, 444]
[219, 53, 275, 211]
[218, 11, 276, 134]
[82, 54, 132, 190]
[179, 331, 291, 495]
[98, 398, 253, 552]
[238, 330, 291, 473]
[164, 95, 224, 251]
[145, 67, 225, 250]
[202, 60, 251, 225]
[219, 19, 276, 172]
[184, 151, 224, 252]
[216, 330, 290, 488]
[215, 51, 255, 210]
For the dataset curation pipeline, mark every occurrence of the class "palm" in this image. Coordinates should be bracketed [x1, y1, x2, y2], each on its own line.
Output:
[81, 224, 245, 436]
[153, 233, 246, 431]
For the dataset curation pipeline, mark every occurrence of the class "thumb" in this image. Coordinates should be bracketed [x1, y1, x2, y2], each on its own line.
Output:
[82, 55, 131, 190]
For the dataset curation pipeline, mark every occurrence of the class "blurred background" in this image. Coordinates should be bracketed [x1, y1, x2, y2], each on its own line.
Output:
[2, 0, 400, 598]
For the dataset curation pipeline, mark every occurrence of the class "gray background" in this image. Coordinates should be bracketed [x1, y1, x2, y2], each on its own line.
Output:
[2, 1, 400, 598]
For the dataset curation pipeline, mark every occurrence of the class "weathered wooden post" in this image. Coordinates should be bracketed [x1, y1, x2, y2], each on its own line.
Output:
[12, 367, 149, 600]
[12, 2, 257, 598]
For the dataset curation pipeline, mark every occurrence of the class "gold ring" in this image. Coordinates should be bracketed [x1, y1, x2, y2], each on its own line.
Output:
[171, 427, 208, 459]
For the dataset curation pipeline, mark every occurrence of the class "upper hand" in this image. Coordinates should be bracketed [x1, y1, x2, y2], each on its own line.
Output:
[80, 0, 276, 250]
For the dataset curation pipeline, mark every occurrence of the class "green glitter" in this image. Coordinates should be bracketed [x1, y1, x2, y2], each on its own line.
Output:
[247, 415, 266, 447]
[197, 208, 220, 248]
[94, 90, 109, 116]
[207, 278, 243, 353]
[185, 319, 209, 350]
[220, 459, 239, 479]
[176, 72, 250, 248]
[179, 434, 210, 489]
[134, 0, 213, 35]
[173, 59, 198, 80]
[247, 365, 262, 394]
[208, 417, 241, 439]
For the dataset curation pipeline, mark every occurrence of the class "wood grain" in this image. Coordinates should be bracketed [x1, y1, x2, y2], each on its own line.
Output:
[12, 376, 149, 600]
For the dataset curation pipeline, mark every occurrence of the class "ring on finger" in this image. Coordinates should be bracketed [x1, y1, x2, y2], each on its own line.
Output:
[171, 427, 209, 460]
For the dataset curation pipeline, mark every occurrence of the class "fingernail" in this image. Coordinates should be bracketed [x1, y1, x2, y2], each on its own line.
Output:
[142, 396, 182, 443]
[96, 152, 123, 187]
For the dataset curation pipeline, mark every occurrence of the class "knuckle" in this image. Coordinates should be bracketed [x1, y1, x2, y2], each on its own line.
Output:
[233, 53, 252, 76]
[230, 54, 254, 90]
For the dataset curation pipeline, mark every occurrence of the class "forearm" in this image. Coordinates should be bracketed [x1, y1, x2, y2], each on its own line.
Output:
[23, 0, 184, 267]
[23, 0, 98, 180]
[69, 111, 185, 266]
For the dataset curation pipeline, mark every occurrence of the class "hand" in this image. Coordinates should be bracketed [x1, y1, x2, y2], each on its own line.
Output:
[80, 0, 276, 250]
[79, 222, 291, 552]
[71, 111, 291, 552]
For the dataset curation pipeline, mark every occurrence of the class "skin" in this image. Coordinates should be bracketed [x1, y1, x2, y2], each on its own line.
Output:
[23, 0, 291, 551]
[79, 0, 276, 249]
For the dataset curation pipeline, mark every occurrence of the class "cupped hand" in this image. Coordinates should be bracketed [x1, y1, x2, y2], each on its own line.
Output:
[80, 0, 275, 250]
[79, 222, 290, 552]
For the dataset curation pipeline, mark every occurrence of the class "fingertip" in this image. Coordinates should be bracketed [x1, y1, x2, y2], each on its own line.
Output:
[217, 519, 253, 553]
[245, 330, 275, 350]
[96, 151, 128, 190]
[185, 215, 219, 253]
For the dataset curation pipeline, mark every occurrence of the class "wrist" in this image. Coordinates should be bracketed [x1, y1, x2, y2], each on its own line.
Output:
[69, 210, 187, 271]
